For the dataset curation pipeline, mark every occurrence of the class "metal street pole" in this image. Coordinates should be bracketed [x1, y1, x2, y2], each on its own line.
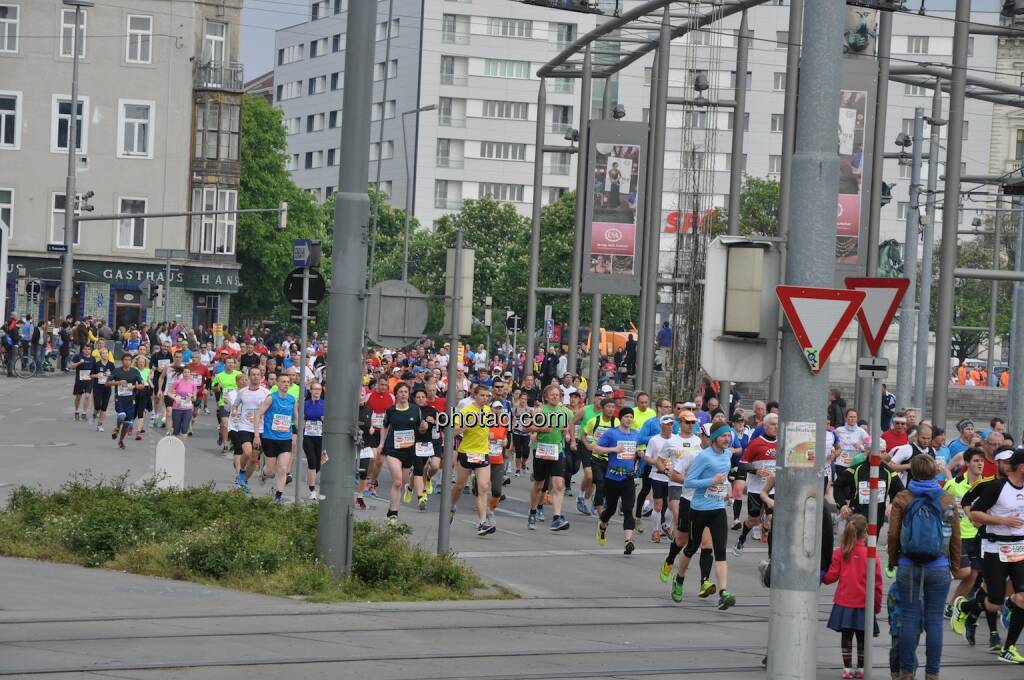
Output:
[637, 50, 659, 390]
[0, 221, 8, 322]
[639, 9, 671, 393]
[896, 109, 924, 410]
[485, 295, 492, 358]
[987, 195, 1001, 384]
[1010, 202, 1024, 439]
[863, 375, 883, 680]
[568, 45, 592, 378]
[770, 0, 804, 404]
[720, 10, 750, 416]
[525, 80, 546, 378]
[767, 0, 844, 677]
[318, 0, 375, 576]
[931, 0, 971, 430]
[164, 253, 172, 324]
[588, 78, 614, 400]
[857, 10, 893, 417]
[401, 104, 436, 283]
[367, 0, 395, 289]
[437, 229, 463, 555]
[61, 0, 91, 321]
[294, 267, 310, 504]
[914, 80, 943, 411]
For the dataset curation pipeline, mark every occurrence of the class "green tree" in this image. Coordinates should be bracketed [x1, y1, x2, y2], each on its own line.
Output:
[710, 176, 780, 236]
[235, 95, 327, 326]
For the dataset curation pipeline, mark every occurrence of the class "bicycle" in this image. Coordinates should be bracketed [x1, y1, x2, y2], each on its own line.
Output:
[13, 348, 58, 379]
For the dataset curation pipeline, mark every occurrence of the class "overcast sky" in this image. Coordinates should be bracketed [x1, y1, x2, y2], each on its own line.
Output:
[240, 0, 1004, 79]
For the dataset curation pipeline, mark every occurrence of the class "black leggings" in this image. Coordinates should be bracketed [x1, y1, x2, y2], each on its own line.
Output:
[513, 433, 531, 460]
[841, 629, 865, 669]
[635, 464, 652, 517]
[303, 436, 323, 472]
[591, 461, 607, 508]
[93, 386, 112, 412]
[684, 508, 728, 560]
[599, 478, 636, 531]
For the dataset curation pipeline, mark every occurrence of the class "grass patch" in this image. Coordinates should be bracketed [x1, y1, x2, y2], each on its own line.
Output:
[0, 473, 494, 602]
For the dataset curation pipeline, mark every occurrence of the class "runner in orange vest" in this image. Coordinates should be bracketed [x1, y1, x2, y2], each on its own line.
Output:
[1001, 370, 1010, 388]
[957, 362, 967, 385]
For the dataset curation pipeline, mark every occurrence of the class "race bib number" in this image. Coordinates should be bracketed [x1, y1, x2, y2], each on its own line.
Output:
[838, 449, 853, 466]
[79, 369, 91, 381]
[117, 384, 133, 397]
[244, 408, 259, 424]
[489, 440, 504, 457]
[271, 414, 292, 433]
[96, 374, 108, 385]
[177, 397, 192, 410]
[158, 359, 170, 369]
[858, 481, 886, 506]
[618, 440, 637, 460]
[536, 441, 560, 461]
[705, 483, 728, 500]
[466, 453, 487, 465]
[359, 446, 374, 460]
[999, 543, 1024, 563]
[394, 429, 415, 449]
[415, 442, 434, 458]
[756, 460, 777, 474]
[193, 375, 202, 385]
[371, 412, 385, 429]
[593, 426, 608, 443]
[304, 420, 323, 437]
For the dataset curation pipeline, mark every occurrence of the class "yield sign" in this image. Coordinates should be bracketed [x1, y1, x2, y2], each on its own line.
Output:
[844, 277, 910, 357]
[776, 286, 866, 375]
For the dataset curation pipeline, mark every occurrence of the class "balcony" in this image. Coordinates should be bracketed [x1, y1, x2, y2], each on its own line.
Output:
[439, 115, 466, 127]
[440, 73, 469, 86]
[547, 122, 572, 134]
[442, 32, 471, 45]
[437, 157, 465, 169]
[194, 61, 244, 92]
[435, 198, 465, 210]
[545, 162, 571, 175]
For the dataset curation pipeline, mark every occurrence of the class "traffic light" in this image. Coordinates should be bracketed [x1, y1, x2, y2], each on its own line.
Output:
[140, 281, 153, 307]
[154, 284, 164, 308]
[277, 201, 288, 230]
[880, 182, 895, 207]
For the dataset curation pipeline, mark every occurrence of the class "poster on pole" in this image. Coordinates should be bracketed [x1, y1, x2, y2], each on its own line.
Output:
[582, 119, 648, 296]
[836, 89, 867, 265]
[783, 421, 817, 469]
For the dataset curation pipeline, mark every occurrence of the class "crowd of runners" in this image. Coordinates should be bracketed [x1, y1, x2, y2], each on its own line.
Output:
[54, 327, 1024, 675]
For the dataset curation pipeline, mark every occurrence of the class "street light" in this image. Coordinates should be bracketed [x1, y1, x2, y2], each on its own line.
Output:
[401, 103, 436, 282]
[60, 0, 93, 321]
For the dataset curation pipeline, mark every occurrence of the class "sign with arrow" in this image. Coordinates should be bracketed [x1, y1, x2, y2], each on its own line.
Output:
[844, 277, 910, 358]
[776, 285, 866, 375]
[292, 239, 313, 268]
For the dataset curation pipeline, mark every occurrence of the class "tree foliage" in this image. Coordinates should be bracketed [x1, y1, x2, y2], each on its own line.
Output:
[235, 95, 328, 326]
[710, 176, 781, 237]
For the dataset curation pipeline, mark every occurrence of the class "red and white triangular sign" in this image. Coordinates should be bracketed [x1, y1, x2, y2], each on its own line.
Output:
[844, 277, 910, 357]
[776, 285, 866, 375]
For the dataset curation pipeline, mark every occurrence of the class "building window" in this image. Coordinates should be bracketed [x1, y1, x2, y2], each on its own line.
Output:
[770, 113, 784, 133]
[776, 31, 787, 49]
[51, 95, 88, 153]
[434, 179, 449, 207]
[897, 201, 908, 220]
[202, 20, 227, 65]
[480, 141, 527, 160]
[126, 15, 152, 63]
[376, 19, 399, 41]
[962, 120, 969, 140]
[772, 72, 786, 91]
[307, 112, 325, 132]
[190, 187, 236, 254]
[308, 75, 327, 95]
[332, 33, 344, 52]
[478, 183, 524, 202]
[0, 188, 12, 236]
[371, 100, 396, 121]
[907, 36, 928, 54]
[546, 186, 567, 204]
[60, 8, 86, 58]
[901, 118, 914, 136]
[375, 59, 398, 81]
[726, 111, 749, 132]
[194, 100, 240, 161]
[369, 141, 393, 161]
[487, 17, 532, 38]
[0, 4, 19, 53]
[484, 58, 530, 79]
[311, 0, 327, 21]
[50, 193, 81, 245]
[310, 37, 327, 58]
[904, 83, 927, 97]
[330, 72, 340, 90]
[329, 110, 339, 128]
[327, 148, 337, 166]
[117, 197, 146, 248]
[899, 162, 911, 179]
[555, 23, 576, 49]
[0, 91, 20, 149]
[117, 100, 154, 158]
[304, 150, 323, 168]
[768, 155, 782, 174]
[684, 110, 707, 129]
[729, 71, 752, 90]
[279, 44, 303, 65]
[482, 100, 529, 120]
[279, 81, 301, 101]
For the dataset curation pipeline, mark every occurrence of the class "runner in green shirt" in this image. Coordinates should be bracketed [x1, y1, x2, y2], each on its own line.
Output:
[212, 357, 240, 452]
[527, 384, 574, 532]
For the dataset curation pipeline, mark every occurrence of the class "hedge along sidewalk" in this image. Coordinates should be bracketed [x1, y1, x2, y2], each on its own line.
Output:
[0, 474, 502, 602]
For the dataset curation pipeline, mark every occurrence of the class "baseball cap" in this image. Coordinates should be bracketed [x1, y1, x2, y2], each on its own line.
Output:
[503, 371, 513, 378]
[680, 409, 698, 423]
[682, 401, 697, 409]
[731, 412, 746, 423]
[612, 389, 625, 399]
[659, 415, 675, 425]
[490, 400, 504, 409]
[600, 384, 614, 394]
[995, 449, 1015, 462]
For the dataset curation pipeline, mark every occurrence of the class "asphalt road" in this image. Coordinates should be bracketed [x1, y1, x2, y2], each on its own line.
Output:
[0, 374, 1014, 679]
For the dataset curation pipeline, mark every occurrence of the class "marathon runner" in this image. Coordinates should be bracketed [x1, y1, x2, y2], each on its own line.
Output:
[109, 353, 144, 450]
[303, 382, 327, 501]
[593, 406, 642, 555]
[527, 384, 573, 531]
[639, 398, 678, 542]
[70, 343, 93, 420]
[131, 354, 152, 439]
[231, 367, 269, 492]
[253, 373, 299, 504]
[734, 413, 779, 555]
[449, 384, 497, 536]
[90, 347, 115, 432]
[376, 383, 424, 525]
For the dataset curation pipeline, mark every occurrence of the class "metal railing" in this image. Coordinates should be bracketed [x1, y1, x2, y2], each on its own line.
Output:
[193, 61, 244, 91]
[440, 73, 469, 86]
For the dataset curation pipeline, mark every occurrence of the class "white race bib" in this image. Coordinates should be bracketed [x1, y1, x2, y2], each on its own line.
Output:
[394, 429, 415, 448]
[838, 449, 853, 466]
[415, 442, 434, 458]
[999, 543, 1024, 563]
[117, 384, 133, 397]
[192, 375, 202, 385]
[158, 359, 170, 369]
[359, 446, 375, 460]
[618, 440, 637, 460]
[271, 413, 292, 433]
[244, 408, 259, 424]
[705, 483, 728, 500]
[177, 397, 192, 410]
[858, 480, 886, 506]
[536, 441, 560, 460]
[79, 369, 91, 381]
[488, 440, 504, 458]
[371, 412, 385, 429]
[465, 452, 487, 464]
[304, 420, 323, 437]
[96, 374, 108, 385]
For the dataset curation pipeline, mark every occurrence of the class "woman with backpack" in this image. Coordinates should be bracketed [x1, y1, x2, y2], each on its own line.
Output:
[887, 455, 961, 680]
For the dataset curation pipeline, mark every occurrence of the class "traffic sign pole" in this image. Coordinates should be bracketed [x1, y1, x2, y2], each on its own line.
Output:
[293, 266, 310, 504]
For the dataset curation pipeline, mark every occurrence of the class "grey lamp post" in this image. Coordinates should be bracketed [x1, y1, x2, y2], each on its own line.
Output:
[400, 104, 437, 282]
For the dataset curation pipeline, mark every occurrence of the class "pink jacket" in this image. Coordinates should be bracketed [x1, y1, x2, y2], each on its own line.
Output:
[823, 539, 882, 613]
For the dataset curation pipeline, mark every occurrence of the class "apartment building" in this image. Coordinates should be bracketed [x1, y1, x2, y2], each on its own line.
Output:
[274, 1, 997, 246]
[0, 0, 243, 328]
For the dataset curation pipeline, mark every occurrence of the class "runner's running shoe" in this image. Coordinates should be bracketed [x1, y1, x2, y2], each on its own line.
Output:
[718, 590, 736, 610]
[403, 487, 413, 505]
[950, 597, 968, 636]
[576, 496, 591, 516]
[698, 579, 717, 598]
[596, 523, 607, 546]
[671, 579, 684, 603]
[550, 516, 569, 531]
[477, 522, 496, 537]
[624, 540, 635, 555]
[991, 631, 1003, 651]
[659, 561, 672, 583]
[996, 645, 1024, 664]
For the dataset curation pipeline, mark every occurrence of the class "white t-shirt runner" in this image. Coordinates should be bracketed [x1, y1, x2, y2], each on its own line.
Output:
[835, 425, 870, 468]
[672, 435, 704, 500]
[646, 433, 687, 484]
[234, 387, 270, 433]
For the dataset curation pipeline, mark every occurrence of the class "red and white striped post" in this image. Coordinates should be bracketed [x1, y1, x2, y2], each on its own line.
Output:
[863, 376, 883, 679]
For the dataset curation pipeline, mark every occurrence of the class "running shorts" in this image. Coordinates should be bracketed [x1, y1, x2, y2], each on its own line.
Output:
[386, 448, 415, 470]
[652, 479, 669, 501]
[261, 438, 292, 458]
[458, 452, 489, 470]
[532, 455, 566, 482]
[747, 492, 765, 518]
[676, 497, 692, 533]
[960, 536, 982, 571]
[982, 549, 1024, 606]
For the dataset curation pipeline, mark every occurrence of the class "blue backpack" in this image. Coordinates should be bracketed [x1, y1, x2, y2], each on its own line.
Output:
[900, 494, 945, 563]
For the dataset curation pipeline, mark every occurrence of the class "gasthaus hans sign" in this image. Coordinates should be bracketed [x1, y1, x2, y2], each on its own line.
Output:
[7, 256, 242, 293]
